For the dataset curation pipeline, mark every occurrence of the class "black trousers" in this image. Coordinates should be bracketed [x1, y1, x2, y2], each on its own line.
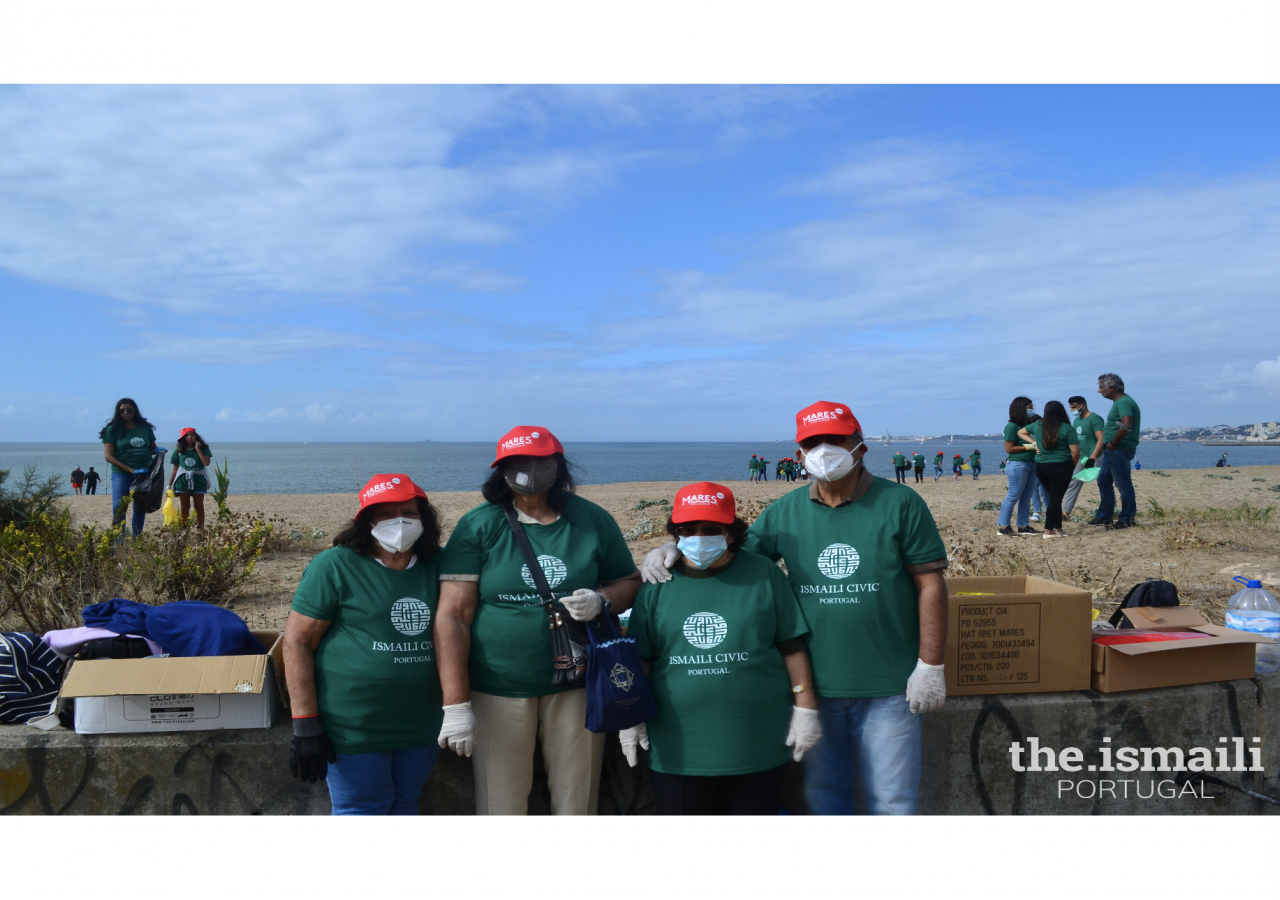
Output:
[649, 765, 787, 815]
[913, 467, 924, 482]
[1035, 460, 1075, 530]
[85, 483, 97, 494]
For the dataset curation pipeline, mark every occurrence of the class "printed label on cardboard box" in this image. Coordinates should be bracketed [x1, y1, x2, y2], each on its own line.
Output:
[957, 602, 1042, 686]
[122, 693, 220, 723]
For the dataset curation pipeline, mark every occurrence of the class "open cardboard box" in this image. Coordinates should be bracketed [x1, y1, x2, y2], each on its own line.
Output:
[945, 575, 1093, 696]
[44, 630, 289, 734]
[1091, 607, 1270, 693]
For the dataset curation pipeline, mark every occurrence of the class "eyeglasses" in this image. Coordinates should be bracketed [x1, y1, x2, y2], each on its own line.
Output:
[118, 407, 134, 413]
[675, 525, 727, 537]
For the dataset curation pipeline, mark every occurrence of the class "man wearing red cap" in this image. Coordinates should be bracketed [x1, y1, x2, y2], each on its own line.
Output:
[642, 401, 948, 815]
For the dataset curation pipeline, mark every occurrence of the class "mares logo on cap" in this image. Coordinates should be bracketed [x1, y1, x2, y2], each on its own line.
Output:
[355, 474, 428, 518]
[492, 426, 563, 467]
[795, 401, 861, 442]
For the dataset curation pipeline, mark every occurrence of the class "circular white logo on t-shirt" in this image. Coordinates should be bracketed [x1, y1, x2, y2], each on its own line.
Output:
[390, 597, 431, 636]
[683, 612, 728, 649]
[183, 457, 197, 468]
[521, 554, 567, 589]
[818, 543, 860, 579]
[130, 437, 146, 448]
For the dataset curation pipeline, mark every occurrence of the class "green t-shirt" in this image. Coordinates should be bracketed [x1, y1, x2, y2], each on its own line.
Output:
[169, 445, 211, 493]
[438, 493, 637, 697]
[934, 453, 944, 466]
[891, 453, 906, 468]
[290, 546, 444, 755]
[912, 453, 926, 469]
[742, 479, 947, 698]
[1104, 395, 1141, 450]
[100, 423, 156, 474]
[968, 452, 981, 467]
[1003, 421, 1036, 465]
[1072, 412, 1104, 461]
[749, 458, 759, 472]
[631, 551, 808, 776]
[1025, 419, 1079, 464]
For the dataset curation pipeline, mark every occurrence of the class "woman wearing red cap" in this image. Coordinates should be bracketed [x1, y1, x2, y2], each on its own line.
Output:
[167, 427, 213, 528]
[621, 481, 818, 814]
[435, 426, 640, 815]
[283, 474, 446, 815]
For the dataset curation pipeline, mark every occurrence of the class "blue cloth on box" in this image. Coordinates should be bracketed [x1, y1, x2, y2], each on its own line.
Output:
[81, 599, 266, 657]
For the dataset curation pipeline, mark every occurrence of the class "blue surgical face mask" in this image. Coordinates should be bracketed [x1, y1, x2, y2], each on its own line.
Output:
[678, 535, 729, 569]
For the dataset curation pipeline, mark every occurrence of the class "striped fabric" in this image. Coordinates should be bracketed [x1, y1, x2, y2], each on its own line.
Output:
[0, 632, 67, 724]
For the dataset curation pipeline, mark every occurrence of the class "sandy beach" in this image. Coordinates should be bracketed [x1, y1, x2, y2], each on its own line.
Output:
[60, 465, 1280, 632]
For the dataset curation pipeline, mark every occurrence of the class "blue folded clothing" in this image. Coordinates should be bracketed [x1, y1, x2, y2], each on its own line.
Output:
[82, 599, 267, 657]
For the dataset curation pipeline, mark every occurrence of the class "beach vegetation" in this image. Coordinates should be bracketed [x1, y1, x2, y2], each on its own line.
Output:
[211, 455, 231, 514]
[972, 500, 1001, 510]
[0, 466, 64, 530]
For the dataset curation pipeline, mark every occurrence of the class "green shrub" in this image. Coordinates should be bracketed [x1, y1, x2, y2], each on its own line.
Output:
[211, 456, 231, 514]
[0, 466, 64, 530]
[972, 500, 1001, 510]
[1149, 470, 1170, 477]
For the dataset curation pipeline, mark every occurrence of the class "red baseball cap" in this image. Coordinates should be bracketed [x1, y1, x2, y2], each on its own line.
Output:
[179, 427, 196, 437]
[671, 481, 736, 525]
[491, 425, 564, 468]
[356, 474, 428, 518]
[795, 401, 862, 442]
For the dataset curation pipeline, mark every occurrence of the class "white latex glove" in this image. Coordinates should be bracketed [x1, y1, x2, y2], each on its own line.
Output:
[785, 706, 822, 762]
[619, 722, 649, 767]
[640, 542, 680, 584]
[905, 659, 946, 714]
[561, 588, 604, 622]
[437, 701, 476, 757]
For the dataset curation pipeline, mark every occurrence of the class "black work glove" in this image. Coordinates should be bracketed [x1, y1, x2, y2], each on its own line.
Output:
[290, 716, 336, 783]
[1083, 459, 1096, 469]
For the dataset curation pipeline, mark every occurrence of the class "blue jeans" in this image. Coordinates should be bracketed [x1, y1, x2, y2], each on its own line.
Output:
[933, 464, 942, 481]
[327, 743, 440, 815]
[110, 471, 148, 537]
[1096, 447, 1137, 523]
[803, 695, 921, 815]
[971, 464, 981, 480]
[997, 459, 1039, 528]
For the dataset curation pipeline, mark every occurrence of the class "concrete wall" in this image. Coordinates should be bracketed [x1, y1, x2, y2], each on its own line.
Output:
[5, 673, 1280, 815]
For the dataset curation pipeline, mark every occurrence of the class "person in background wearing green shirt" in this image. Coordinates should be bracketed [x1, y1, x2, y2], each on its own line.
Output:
[911, 451, 926, 483]
[933, 451, 944, 482]
[620, 481, 819, 814]
[1088, 373, 1142, 530]
[891, 450, 908, 483]
[759, 456, 770, 481]
[283, 474, 445, 814]
[996, 397, 1043, 537]
[167, 427, 213, 529]
[749, 454, 759, 482]
[968, 450, 981, 480]
[1062, 394, 1105, 518]
[99, 396, 157, 537]
[434, 426, 641, 815]
[641, 401, 949, 815]
[1018, 401, 1080, 537]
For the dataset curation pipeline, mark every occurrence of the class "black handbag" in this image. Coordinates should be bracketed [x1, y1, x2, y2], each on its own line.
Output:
[501, 503, 590, 686]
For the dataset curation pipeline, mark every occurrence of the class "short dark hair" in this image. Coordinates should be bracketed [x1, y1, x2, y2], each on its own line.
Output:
[481, 452, 577, 514]
[331, 497, 442, 562]
[1068, 396, 1087, 407]
[665, 515, 751, 552]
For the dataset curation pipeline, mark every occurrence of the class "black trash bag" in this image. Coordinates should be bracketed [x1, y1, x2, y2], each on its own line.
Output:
[77, 636, 155, 660]
[1109, 579, 1179, 629]
[130, 449, 168, 513]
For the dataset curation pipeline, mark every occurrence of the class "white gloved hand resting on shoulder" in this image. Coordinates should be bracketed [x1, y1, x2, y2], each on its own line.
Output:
[619, 722, 649, 767]
[438, 701, 476, 757]
[785, 707, 821, 762]
[561, 588, 604, 622]
[905, 659, 946, 714]
[640, 542, 680, 584]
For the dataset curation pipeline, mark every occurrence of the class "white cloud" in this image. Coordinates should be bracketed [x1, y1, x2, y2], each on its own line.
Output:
[1252, 356, 1280, 395]
[215, 407, 233, 422]
[304, 404, 337, 424]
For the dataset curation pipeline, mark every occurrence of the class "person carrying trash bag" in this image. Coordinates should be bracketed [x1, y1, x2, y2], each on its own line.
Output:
[641, 402, 949, 815]
[282, 474, 446, 815]
[620, 481, 818, 815]
[433, 425, 641, 815]
[167, 427, 213, 528]
[99, 397, 157, 537]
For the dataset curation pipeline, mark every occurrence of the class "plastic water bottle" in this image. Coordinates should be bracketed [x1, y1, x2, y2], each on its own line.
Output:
[1225, 576, 1280, 675]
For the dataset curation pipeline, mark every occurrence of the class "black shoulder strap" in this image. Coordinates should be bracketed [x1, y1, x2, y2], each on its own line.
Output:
[501, 503, 555, 604]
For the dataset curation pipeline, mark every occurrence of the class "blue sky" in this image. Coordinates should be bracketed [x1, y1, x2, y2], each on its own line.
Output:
[3, 84, 1280, 443]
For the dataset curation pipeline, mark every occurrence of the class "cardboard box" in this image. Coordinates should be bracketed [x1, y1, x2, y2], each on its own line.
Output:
[945, 575, 1093, 696]
[55, 631, 286, 734]
[1091, 607, 1269, 693]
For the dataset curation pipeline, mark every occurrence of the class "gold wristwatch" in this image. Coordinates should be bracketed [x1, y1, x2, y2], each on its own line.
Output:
[792, 685, 811, 694]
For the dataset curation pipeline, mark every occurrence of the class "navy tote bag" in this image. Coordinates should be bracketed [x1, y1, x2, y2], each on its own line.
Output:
[584, 614, 656, 734]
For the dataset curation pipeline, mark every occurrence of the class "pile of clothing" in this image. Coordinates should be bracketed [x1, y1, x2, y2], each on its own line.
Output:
[1, 599, 266, 725]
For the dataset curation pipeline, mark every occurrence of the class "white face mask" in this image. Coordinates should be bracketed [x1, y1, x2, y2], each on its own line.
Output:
[802, 442, 863, 482]
[370, 517, 424, 554]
